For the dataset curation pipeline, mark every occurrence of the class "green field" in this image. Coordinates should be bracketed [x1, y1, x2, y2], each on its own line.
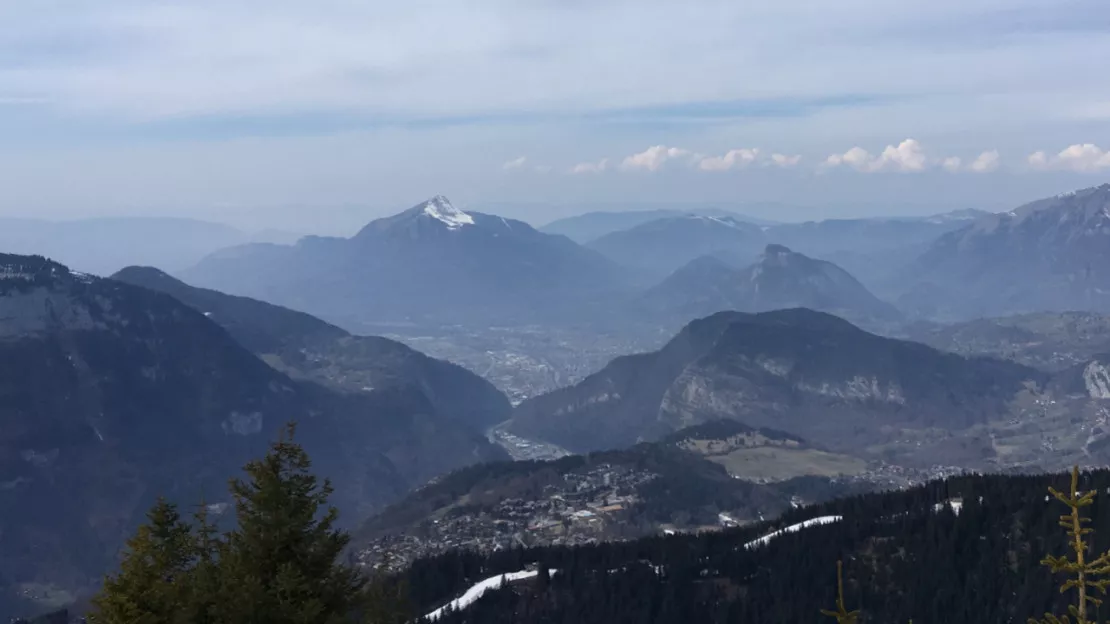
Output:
[704, 446, 867, 482]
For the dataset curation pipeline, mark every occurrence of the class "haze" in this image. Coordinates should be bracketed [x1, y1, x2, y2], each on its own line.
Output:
[1, 0, 1109, 233]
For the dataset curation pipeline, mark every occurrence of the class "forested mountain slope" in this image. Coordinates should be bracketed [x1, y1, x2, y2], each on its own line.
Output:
[400, 469, 1110, 624]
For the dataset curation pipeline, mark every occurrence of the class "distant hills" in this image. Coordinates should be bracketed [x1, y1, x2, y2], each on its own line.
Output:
[578, 208, 986, 284]
[640, 244, 902, 328]
[0, 217, 295, 277]
[181, 196, 629, 327]
[587, 215, 766, 276]
[541, 207, 780, 243]
[0, 253, 506, 614]
[900, 184, 1110, 319]
[162, 187, 1110, 328]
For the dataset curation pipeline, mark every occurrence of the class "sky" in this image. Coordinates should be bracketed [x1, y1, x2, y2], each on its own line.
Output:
[2, 0, 1109, 232]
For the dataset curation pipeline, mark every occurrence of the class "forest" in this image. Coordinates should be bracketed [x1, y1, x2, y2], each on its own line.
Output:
[402, 469, 1110, 623]
[73, 427, 1110, 624]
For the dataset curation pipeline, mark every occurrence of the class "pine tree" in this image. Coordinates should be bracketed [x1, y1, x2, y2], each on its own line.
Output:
[1031, 466, 1110, 624]
[175, 503, 225, 624]
[217, 422, 367, 624]
[89, 422, 403, 623]
[89, 498, 197, 624]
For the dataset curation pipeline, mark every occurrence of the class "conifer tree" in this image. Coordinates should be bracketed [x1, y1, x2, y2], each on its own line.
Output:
[1031, 466, 1110, 624]
[175, 503, 224, 624]
[217, 422, 367, 624]
[90, 422, 403, 623]
[89, 498, 197, 624]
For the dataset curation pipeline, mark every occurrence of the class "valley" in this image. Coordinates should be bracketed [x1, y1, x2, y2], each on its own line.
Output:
[5, 184, 1110, 620]
[6, 5, 1110, 621]
[355, 322, 666, 404]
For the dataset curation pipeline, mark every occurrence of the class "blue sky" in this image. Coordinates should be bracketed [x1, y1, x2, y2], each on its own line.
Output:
[1, 0, 1109, 231]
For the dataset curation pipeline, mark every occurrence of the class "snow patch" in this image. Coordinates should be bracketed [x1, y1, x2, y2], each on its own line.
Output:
[933, 499, 964, 515]
[744, 516, 842, 549]
[422, 196, 474, 230]
[424, 569, 557, 620]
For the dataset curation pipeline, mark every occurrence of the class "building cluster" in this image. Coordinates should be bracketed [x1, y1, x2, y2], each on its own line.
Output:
[843, 461, 973, 490]
[358, 464, 658, 570]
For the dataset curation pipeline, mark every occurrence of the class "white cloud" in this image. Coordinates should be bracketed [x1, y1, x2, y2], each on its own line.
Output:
[620, 145, 693, 172]
[770, 153, 802, 168]
[569, 158, 609, 174]
[824, 139, 928, 173]
[1028, 144, 1110, 172]
[876, 139, 928, 172]
[1, 0, 1108, 218]
[698, 148, 760, 171]
[940, 150, 1001, 173]
[502, 156, 527, 170]
[968, 149, 1000, 173]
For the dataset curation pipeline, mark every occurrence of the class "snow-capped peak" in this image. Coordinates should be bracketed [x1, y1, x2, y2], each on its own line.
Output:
[421, 196, 474, 230]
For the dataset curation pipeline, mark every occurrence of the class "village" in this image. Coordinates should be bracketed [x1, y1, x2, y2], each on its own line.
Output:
[357, 464, 662, 570]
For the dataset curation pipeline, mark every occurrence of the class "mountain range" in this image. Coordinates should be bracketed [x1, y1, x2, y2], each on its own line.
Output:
[540, 207, 781, 243]
[578, 209, 987, 284]
[899, 184, 1110, 319]
[181, 196, 629, 327]
[0, 253, 507, 614]
[587, 215, 766, 276]
[639, 244, 902, 328]
[168, 187, 1110, 330]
